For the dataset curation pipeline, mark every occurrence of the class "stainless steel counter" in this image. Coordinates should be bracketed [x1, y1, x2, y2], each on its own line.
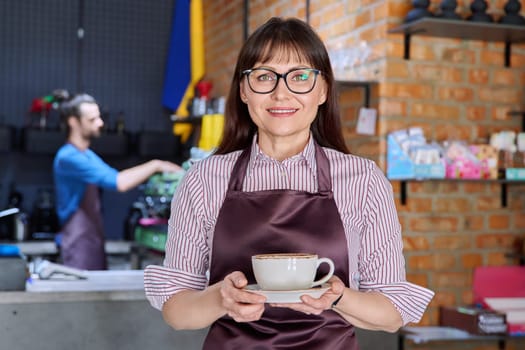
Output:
[1, 270, 146, 304]
[13, 240, 133, 256]
[11, 240, 147, 269]
[0, 269, 208, 350]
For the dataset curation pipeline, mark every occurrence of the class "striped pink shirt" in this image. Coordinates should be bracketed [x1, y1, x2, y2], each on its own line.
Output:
[144, 136, 434, 325]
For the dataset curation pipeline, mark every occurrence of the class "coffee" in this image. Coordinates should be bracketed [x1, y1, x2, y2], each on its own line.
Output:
[251, 253, 334, 291]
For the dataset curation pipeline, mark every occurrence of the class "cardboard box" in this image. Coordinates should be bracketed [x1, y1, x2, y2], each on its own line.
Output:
[439, 306, 507, 335]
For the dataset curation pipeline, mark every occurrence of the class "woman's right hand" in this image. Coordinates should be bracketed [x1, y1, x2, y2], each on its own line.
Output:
[220, 271, 266, 323]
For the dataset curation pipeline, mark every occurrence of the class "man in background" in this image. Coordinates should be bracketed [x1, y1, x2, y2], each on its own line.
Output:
[53, 93, 181, 270]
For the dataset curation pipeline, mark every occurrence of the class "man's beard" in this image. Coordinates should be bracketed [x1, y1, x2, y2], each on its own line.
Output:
[83, 129, 102, 140]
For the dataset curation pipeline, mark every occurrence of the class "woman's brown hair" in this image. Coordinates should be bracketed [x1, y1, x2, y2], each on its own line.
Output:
[215, 17, 349, 155]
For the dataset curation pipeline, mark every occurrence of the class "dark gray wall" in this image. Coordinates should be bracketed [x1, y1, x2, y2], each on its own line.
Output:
[0, 0, 78, 129]
[82, 0, 176, 132]
[0, 0, 177, 240]
[0, 0, 175, 131]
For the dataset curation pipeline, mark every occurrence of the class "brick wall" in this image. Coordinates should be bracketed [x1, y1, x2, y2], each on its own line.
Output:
[202, 0, 525, 336]
[384, 0, 525, 329]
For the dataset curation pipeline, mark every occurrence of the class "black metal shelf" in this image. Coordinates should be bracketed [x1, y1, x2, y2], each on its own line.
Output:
[395, 178, 525, 207]
[505, 252, 525, 265]
[508, 110, 525, 131]
[388, 17, 525, 67]
[336, 80, 377, 108]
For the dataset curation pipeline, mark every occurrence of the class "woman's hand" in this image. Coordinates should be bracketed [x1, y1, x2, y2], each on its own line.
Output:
[220, 271, 267, 322]
[270, 276, 346, 315]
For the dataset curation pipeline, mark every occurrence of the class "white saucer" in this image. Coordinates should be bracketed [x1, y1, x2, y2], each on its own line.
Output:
[244, 283, 330, 303]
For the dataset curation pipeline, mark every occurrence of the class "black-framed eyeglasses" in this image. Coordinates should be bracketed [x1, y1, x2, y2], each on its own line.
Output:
[242, 67, 322, 94]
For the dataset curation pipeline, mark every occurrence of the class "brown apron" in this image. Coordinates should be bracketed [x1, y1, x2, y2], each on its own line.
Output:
[203, 142, 357, 350]
[60, 184, 107, 270]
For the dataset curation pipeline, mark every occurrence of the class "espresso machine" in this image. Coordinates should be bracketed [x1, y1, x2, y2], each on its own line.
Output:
[125, 171, 185, 252]
[0, 189, 29, 242]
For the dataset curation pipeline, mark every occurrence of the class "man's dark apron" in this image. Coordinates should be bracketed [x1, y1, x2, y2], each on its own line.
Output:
[60, 184, 107, 270]
[202, 142, 357, 349]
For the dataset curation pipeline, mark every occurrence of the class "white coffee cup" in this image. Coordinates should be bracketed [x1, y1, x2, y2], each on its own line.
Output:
[251, 253, 335, 291]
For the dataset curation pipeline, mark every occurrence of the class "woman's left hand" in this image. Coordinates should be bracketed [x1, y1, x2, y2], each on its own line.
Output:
[270, 275, 346, 315]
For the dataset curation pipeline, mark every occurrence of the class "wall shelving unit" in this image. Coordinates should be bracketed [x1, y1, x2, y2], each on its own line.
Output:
[387, 18, 525, 207]
[336, 80, 377, 108]
[388, 17, 525, 67]
[394, 111, 525, 207]
[396, 178, 525, 207]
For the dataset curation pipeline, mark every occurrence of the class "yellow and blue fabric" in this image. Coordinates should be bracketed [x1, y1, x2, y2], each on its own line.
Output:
[198, 114, 224, 151]
[162, 0, 205, 143]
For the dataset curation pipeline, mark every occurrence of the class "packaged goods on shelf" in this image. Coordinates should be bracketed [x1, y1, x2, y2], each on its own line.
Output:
[518, 133, 525, 152]
[506, 168, 525, 180]
[387, 128, 445, 179]
[470, 144, 499, 179]
[490, 131, 525, 180]
[443, 141, 498, 179]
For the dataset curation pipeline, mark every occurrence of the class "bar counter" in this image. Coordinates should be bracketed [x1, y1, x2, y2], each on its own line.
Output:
[1, 270, 146, 303]
[0, 270, 207, 350]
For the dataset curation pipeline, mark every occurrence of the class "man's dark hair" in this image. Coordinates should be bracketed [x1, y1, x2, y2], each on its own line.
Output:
[58, 93, 97, 135]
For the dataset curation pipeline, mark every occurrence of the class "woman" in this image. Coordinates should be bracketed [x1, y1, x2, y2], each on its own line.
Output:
[145, 17, 434, 349]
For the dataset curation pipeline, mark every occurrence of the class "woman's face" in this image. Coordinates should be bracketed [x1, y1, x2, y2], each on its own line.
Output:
[240, 53, 327, 151]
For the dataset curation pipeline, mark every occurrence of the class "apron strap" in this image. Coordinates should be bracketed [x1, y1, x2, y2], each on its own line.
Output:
[314, 141, 332, 193]
[227, 148, 251, 192]
[228, 141, 333, 193]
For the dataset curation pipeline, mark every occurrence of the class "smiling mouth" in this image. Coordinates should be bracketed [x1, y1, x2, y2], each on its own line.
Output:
[267, 108, 298, 115]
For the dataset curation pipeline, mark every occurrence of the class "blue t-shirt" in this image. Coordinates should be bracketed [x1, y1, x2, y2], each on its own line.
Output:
[53, 143, 118, 224]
